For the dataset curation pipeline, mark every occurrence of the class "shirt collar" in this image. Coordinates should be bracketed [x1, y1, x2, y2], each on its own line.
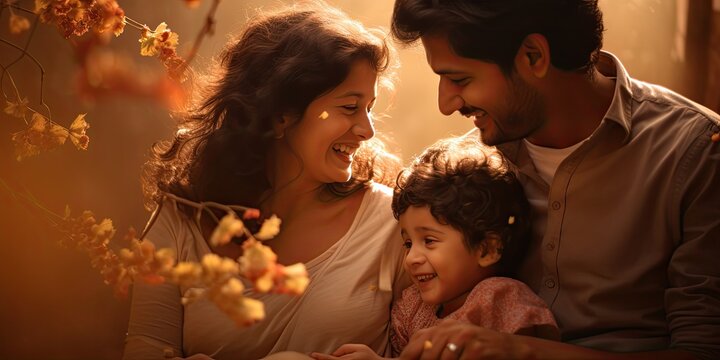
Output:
[597, 50, 634, 141]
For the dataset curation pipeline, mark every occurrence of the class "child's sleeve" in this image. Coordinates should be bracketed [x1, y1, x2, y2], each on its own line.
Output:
[389, 289, 412, 357]
[465, 277, 560, 340]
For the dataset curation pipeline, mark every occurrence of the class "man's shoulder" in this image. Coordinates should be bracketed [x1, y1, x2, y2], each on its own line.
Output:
[628, 78, 720, 129]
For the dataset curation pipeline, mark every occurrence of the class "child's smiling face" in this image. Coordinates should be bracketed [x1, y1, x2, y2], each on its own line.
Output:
[400, 205, 497, 316]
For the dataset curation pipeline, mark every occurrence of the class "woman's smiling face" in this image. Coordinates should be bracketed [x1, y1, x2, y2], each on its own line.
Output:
[278, 59, 378, 186]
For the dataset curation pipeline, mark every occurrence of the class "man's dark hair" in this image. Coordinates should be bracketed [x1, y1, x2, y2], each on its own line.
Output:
[391, 0, 604, 74]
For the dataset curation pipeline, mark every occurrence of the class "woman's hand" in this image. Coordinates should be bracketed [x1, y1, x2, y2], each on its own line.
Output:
[310, 344, 387, 360]
[398, 320, 534, 360]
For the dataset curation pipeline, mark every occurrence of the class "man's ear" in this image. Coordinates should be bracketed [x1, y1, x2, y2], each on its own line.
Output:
[476, 234, 503, 268]
[515, 33, 550, 79]
[273, 115, 293, 139]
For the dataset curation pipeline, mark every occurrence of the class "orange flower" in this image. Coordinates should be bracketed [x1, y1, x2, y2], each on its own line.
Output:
[9, 13, 31, 35]
[184, 0, 201, 9]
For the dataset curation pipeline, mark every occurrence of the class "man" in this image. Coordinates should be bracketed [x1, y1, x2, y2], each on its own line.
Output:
[390, 1, 720, 359]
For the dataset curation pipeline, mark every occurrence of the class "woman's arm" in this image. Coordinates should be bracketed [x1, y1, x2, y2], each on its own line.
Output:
[123, 204, 185, 359]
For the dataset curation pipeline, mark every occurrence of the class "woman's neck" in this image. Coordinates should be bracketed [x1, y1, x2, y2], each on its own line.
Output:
[260, 182, 337, 220]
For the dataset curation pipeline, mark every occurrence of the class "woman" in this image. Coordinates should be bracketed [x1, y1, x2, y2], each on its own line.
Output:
[123, 2, 408, 359]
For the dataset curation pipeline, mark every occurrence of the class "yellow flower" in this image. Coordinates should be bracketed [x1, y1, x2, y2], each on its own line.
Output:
[171, 262, 203, 288]
[201, 253, 240, 284]
[274, 263, 309, 295]
[139, 22, 179, 57]
[254, 214, 281, 240]
[239, 239, 277, 280]
[210, 213, 245, 247]
[9, 13, 31, 35]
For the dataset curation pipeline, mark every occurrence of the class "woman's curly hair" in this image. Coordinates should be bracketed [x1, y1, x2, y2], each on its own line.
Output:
[142, 1, 401, 216]
[392, 136, 531, 277]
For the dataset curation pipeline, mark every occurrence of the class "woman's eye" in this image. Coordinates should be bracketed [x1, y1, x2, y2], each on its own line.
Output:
[341, 105, 358, 112]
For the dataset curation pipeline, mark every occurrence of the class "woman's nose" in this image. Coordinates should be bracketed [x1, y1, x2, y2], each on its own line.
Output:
[352, 112, 375, 140]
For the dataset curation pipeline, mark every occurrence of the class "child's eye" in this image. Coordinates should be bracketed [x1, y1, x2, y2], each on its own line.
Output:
[424, 237, 438, 245]
[402, 240, 412, 249]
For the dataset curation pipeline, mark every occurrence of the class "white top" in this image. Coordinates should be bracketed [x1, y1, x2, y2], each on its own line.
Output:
[123, 183, 408, 360]
[522, 139, 584, 186]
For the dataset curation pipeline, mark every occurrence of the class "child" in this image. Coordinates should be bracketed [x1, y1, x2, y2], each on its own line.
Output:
[311, 136, 558, 360]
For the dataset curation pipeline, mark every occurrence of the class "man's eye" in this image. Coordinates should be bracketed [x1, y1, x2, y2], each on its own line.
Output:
[449, 77, 469, 85]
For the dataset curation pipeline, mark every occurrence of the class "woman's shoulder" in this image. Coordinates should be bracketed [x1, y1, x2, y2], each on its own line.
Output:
[142, 198, 203, 259]
[366, 181, 394, 200]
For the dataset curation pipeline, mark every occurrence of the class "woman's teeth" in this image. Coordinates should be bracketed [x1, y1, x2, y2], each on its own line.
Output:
[332, 144, 353, 155]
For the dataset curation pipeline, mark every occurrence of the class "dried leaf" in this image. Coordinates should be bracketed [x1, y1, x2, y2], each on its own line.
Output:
[11, 113, 69, 161]
[69, 113, 90, 150]
[4, 98, 30, 118]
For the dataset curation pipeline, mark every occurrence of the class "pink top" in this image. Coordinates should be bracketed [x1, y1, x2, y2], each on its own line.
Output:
[390, 277, 559, 356]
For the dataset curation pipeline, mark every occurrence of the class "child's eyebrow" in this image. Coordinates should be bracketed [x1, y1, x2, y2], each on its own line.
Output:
[415, 226, 446, 235]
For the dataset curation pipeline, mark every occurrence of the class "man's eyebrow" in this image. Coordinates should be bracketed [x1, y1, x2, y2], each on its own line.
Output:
[434, 69, 465, 76]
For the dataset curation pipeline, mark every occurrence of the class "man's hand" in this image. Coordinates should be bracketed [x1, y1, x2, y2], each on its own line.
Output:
[399, 320, 536, 360]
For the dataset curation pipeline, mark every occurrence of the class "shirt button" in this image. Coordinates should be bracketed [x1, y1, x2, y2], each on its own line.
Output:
[545, 279, 556, 288]
[546, 242, 555, 251]
[551, 201, 561, 210]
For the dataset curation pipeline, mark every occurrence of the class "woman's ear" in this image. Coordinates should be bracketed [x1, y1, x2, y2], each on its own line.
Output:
[476, 234, 503, 268]
[273, 115, 293, 139]
[515, 33, 550, 79]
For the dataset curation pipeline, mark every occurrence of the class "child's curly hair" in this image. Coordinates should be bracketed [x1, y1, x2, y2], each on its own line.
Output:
[392, 136, 531, 277]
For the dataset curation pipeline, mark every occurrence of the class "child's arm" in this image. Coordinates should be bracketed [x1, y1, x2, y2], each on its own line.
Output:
[309, 344, 393, 360]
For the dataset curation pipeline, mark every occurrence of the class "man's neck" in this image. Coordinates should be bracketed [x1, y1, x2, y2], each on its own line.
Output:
[528, 67, 615, 148]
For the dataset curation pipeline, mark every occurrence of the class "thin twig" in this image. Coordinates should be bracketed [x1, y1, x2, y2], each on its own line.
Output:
[2, 2, 36, 15]
[123, 16, 147, 31]
[0, 36, 51, 119]
[182, 0, 221, 68]
[0, 176, 65, 222]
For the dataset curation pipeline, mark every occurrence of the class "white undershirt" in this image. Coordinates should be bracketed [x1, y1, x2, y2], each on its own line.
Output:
[523, 139, 585, 186]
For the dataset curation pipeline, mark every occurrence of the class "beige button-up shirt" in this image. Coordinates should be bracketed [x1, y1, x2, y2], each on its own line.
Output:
[496, 51, 720, 359]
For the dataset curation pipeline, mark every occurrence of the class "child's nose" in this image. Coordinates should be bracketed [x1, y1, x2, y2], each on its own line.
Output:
[405, 246, 425, 266]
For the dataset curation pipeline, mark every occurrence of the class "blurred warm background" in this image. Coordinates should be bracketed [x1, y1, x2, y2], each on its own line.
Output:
[0, 0, 717, 358]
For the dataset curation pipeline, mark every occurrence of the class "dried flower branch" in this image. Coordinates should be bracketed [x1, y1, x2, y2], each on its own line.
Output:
[8, 112, 90, 161]
[1, 177, 309, 327]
